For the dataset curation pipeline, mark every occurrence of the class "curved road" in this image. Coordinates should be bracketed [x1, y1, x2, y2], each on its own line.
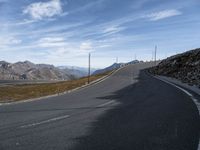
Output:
[0, 63, 199, 150]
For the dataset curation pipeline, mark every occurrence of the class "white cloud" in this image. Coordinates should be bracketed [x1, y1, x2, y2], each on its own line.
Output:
[37, 37, 67, 47]
[103, 26, 124, 35]
[39, 37, 64, 43]
[145, 9, 182, 21]
[35, 38, 94, 59]
[45, 42, 94, 62]
[23, 0, 63, 20]
[80, 42, 93, 51]
[97, 44, 111, 48]
[0, 37, 21, 48]
[9, 38, 21, 44]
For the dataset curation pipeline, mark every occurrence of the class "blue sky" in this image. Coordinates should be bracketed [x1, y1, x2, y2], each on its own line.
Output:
[0, 0, 200, 68]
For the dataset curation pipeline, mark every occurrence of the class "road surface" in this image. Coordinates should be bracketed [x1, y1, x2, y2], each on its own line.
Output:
[0, 63, 199, 150]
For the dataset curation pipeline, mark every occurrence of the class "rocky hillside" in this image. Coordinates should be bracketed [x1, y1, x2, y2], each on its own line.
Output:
[150, 48, 200, 88]
[0, 61, 75, 80]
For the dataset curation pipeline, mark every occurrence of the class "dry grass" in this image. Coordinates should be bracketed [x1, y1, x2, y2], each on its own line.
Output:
[0, 71, 113, 103]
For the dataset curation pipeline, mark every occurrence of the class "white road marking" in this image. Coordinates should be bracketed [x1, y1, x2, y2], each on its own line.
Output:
[19, 100, 116, 129]
[98, 100, 116, 107]
[155, 76, 200, 150]
[155, 76, 200, 115]
[19, 101, 115, 129]
[20, 115, 70, 128]
[156, 77, 195, 98]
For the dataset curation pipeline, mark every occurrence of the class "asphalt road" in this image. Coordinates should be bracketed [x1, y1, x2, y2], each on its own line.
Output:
[0, 63, 199, 150]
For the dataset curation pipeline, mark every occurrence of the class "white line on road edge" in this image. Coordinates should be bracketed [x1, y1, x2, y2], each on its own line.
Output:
[155, 76, 200, 150]
[20, 115, 70, 129]
[155, 76, 198, 103]
[98, 100, 116, 107]
[155, 76, 199, 109]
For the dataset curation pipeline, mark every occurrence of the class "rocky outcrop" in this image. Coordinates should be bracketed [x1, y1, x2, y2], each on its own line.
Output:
[150, 48, 200, 88]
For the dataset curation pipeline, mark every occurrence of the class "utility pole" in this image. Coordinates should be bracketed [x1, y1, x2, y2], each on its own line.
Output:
[88, 53, 91, 84]
[154, 45, 157, 66]
[116, 57, 118, 64]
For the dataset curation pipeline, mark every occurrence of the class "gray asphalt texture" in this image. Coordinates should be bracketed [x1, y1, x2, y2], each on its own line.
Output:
[0, 63, 199, 150]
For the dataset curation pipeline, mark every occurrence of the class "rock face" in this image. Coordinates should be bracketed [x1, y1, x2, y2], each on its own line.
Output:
[0, 61, 75, 80]
[150, 48, 200, 88]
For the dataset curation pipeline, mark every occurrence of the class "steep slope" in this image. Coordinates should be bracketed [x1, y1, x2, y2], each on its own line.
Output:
[150, 48, 200, 88]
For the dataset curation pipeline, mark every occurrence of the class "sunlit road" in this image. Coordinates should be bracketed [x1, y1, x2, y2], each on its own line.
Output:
[0, 63, 199, 150]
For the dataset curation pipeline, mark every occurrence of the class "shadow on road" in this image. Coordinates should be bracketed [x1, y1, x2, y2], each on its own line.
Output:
[71, 71, 200, 150]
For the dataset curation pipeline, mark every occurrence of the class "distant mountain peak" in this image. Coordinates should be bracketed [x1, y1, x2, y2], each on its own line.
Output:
[93, 60, 139, 75]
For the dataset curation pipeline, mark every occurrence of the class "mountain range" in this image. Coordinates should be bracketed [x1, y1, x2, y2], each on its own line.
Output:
[0, 61, 89, 81]
[57, 66, 97, 78]
[0, 60, 140, 81]
[93, 60, 140, 75]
